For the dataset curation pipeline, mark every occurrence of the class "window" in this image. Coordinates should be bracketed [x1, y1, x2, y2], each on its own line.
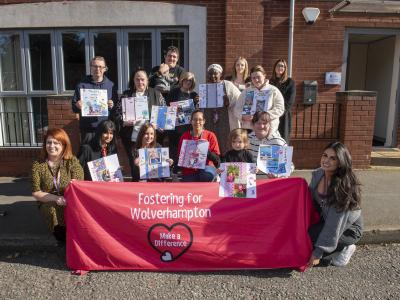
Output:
[0, 33, 25, 92]
[0, 27, 188, 147]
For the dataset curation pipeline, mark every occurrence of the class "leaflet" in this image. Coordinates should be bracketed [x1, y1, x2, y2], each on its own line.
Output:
[241, 89, 270, 115]
[219, 162, 257, 198]
[169, 99, 195, 126]
[178, 139, 209, 170]
[150, 106, 177, 130]
[122, 96, 149, 121]
[139, 147, 171, 179]
[199, 83, 225, 108]
[80, 88, 108, 117]
[87, 154, 124, 182]
[257, 145, 293, 177]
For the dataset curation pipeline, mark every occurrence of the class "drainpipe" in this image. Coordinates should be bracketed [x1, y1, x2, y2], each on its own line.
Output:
[288, 0, 295, 77]
[286, 0, 295, 142]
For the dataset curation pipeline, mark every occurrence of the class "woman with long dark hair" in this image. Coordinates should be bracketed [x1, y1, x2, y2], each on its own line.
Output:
[308, 142, 363, 267]
[78, 120, 118, 180]
[269, 59, 296, 141]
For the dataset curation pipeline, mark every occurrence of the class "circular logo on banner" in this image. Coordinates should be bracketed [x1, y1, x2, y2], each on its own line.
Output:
[147, 223, 193, 262]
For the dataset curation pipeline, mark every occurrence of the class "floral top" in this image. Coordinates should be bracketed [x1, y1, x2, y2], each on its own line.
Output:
[31, 156, 84, 196]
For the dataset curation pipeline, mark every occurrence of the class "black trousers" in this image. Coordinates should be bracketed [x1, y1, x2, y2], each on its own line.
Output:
[308, 217, 363, 256]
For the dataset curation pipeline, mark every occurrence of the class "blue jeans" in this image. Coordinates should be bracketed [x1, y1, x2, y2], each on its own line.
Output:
[182, 166, 217, 182]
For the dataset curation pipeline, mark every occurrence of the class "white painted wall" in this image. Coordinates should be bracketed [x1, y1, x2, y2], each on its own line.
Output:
[365, 36, 396, 142]
[0, 1, 207, 85]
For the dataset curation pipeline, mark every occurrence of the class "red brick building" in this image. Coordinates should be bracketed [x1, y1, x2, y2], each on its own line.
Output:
[0, 0, 399, 176]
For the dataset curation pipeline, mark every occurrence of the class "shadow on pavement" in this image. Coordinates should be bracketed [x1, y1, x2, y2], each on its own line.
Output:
[0, 178, 31, 196]
[0, 248, 69, 272]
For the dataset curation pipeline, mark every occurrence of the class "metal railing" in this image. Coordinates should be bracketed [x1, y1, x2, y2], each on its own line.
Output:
[292, 103, 341, 140]
[0, 112, 48, 147]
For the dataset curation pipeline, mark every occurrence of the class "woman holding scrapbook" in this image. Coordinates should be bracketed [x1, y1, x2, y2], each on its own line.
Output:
[166, 72, 199, 169]
[235, 65, 285, 134]
[178, 110, 221, 182]
[308, 142, 363, 267]
[78, 120, 118, 180]
[32, 128, 84, 243]
[270, 59, 296, 141]
[225, 57, 250, 92]
[113, 69, 165, 180]
[132, 122, 173, 182]
[203, 64, 241, 154]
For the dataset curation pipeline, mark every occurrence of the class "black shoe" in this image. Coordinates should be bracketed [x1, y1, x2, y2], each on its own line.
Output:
[53, 225, 66, 242]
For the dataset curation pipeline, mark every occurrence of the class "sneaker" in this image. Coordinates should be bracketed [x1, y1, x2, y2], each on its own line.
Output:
[331, 244, 356, 267]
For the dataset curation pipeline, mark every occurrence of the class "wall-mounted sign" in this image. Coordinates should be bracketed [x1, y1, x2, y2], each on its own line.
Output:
[325, 72, 341, 85]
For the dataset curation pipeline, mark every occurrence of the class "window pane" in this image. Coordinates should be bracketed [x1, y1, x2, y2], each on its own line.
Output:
[29, 34, 53, 91]
[0, 34, 23, 91]
[1, 97, 30, 145]
[62, 32, 86, 91]
[31, 97, 48, 144]
[93, 32, 118, 88]
[160, 32, 185, 68]
[128, 32, 152, 76]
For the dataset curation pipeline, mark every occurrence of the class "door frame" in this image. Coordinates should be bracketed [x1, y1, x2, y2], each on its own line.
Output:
[342, 27, 400, 147]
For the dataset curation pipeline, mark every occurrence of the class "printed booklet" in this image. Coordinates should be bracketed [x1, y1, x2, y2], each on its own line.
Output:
[88, 154, 124, 182]
[139, 147, 171, 179]
[150, 106, 177, 130]
[169, 99, 195, 126]
[257, 145, 293, 177]
[122, 96, 149, 121]
[178, 139, 209, 169]
[219, 163, 257, 198]
[80, 88, 108, 117]
[199, 83, 225, 108]
[241, 90, 270, 116]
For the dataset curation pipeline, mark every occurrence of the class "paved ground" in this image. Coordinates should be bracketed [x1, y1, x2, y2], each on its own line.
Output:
[0, 243, 399, 299]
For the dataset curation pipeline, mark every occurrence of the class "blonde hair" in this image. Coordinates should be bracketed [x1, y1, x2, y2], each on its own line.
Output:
[232, 57, 249, 81]
[179, 72, 196, 91]
[229, 128, 249, 149]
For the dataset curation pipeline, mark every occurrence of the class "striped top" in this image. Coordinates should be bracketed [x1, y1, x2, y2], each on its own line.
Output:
[248, 131, 287, 162]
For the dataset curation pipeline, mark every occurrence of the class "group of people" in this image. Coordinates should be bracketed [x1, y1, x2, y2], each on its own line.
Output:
[31, 46, 363, 268]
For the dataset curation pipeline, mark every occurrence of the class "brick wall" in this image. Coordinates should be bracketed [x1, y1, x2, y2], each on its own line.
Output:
[337, 91, 377, 169]
[0, 0, 398, 173]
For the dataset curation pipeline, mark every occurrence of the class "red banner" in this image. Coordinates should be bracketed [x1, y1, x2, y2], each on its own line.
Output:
[65, 178, 318, 272]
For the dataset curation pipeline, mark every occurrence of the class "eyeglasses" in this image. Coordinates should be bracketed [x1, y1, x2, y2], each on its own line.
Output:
[91, 65, 106, 69]
[184, 78, 193, 83]
[276, 63, 285, 68]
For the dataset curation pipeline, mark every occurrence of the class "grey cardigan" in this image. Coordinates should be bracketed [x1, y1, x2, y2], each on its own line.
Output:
[309, 168, 362, 259]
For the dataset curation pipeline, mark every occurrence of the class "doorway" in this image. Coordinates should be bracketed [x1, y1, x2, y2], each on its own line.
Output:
[344, 31, 399, 147]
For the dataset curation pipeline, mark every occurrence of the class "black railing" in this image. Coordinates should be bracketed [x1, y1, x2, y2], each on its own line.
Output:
[0, 112, 48, 147]
[292, 103, 341, 140]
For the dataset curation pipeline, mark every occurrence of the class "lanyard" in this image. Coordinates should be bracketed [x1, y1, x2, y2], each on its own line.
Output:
[48, 160, 61, 195]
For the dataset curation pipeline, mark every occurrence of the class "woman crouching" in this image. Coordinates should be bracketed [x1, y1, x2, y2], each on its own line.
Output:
[308, 142, 363, 267]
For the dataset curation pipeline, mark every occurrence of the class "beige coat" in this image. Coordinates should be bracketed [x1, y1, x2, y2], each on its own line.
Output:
[234, 82, 285, 133]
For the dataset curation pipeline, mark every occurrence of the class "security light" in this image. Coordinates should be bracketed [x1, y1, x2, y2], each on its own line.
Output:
[302, 7, 320, 24]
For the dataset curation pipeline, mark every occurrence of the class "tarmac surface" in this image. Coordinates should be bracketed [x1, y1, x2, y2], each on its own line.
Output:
[1, 243, 399, 299]
[0, 168, 400, 248]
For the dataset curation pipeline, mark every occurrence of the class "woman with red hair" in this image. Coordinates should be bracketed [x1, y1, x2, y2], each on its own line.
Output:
[32, 128, 83, 242]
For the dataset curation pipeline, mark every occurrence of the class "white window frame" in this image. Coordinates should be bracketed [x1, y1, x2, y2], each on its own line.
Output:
[24, 30, 58, 95]
[89, 28, 123, 94]
[123, 28, 157, 91]
[0, 31, 27, 96]
[56, 29, 90, 94]
[156, 28, 189, 69]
